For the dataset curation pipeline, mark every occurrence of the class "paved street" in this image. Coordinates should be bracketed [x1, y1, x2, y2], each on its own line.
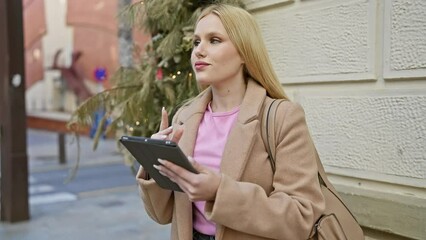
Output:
[29, 162, 136, 205]
[0, 129, 170, 240]
[26, 129, 136, 207]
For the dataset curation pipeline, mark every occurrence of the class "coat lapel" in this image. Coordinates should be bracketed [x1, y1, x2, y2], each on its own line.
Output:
[220, 80, 266, 180]
[175, 80, 266, 164]
[175, 89, 212, 157]
[173, 89, 212, 239]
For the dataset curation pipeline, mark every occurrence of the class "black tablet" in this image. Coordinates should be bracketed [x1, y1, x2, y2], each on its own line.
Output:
[119, 136, 198, 192]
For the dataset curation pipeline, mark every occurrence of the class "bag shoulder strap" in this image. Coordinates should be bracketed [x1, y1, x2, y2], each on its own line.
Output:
[261, 99, 341, 198]
[261, 99, 282, 172]
[261, 100, 363, 238]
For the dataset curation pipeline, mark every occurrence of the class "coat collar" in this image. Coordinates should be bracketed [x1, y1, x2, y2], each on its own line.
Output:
[176, 79, 267, 125]
[176, 79, 267, 180]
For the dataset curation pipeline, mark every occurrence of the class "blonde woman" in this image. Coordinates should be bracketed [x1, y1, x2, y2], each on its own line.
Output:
[137, 4, 325, 240]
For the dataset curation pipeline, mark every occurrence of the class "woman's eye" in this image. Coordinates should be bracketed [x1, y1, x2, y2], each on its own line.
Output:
[193, 39, 200, 46]
[211, 38, 221, 44]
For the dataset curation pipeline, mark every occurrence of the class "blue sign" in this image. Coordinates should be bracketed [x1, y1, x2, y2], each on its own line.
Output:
[94, 67, 107, 82]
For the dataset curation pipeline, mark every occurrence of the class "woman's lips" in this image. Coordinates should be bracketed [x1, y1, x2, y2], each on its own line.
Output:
[194, 62, 210, 71]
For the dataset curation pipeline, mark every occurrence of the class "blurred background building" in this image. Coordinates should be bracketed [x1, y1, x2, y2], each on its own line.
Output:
[23, 0, 149, 112]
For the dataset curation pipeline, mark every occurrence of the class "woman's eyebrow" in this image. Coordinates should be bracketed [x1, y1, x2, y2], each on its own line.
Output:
[193, 31, 225, 38]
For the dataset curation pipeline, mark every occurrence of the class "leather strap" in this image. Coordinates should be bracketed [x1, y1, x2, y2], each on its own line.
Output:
[261, 99, 282, 172]
[261, 99, 347, 205]
[261, 99, 363, 239]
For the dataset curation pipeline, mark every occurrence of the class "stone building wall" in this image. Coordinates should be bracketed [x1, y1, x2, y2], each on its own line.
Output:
[245, 0, 425, 239]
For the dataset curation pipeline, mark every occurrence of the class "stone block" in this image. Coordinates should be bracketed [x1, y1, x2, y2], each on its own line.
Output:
[245, 0, 293, 11]
[384, 0, 426, 80]
[254, 0, 377, 83]
[297, 91, 426, 179]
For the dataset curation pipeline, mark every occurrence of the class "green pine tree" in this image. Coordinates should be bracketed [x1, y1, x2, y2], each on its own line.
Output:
[68, 0, 244, 169]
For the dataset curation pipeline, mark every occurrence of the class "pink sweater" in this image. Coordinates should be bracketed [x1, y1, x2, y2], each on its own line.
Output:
[192, 103, 240, 235]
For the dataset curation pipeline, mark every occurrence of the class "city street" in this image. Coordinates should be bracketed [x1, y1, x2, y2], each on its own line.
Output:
[0, 130, 170, 240]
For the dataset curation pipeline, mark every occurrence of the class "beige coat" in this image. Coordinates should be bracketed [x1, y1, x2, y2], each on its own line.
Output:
[136, 80, 325, 240]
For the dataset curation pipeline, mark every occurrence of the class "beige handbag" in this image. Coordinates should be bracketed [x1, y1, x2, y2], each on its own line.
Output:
[261, 99, 365, 240]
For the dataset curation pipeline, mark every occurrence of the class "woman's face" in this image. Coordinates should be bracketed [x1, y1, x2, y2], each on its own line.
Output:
[191, 14, 244, 86]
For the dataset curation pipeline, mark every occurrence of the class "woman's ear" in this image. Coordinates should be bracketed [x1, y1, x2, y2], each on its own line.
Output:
[243, 63, 249, 75]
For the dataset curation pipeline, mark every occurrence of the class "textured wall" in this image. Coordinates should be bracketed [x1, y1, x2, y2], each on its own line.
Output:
[251, 0, 426, 181]
[384, 0, 426, 79]
[250, 0, 426, 237]
[300, 94, 426, 179]
[245, 0, 292, 10]
[255, 0, 376, 83]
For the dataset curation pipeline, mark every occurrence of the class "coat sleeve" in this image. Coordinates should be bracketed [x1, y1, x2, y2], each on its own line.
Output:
[136, 168, 174, 224]
[135, 107, 186, 224]
[204, 102, 325, 239]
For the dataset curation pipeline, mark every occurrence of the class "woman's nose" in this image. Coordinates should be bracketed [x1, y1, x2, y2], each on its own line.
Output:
[194, 43, 206, 58]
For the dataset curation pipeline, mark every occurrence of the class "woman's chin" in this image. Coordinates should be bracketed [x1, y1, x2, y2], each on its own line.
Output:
[196, 78, 212, 86]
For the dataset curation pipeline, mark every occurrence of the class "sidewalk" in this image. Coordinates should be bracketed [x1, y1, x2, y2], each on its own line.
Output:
[1, 190, 170, 240]
[0, 130, 170, 240]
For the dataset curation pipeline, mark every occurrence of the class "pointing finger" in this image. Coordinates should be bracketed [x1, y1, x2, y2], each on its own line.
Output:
[159, 107, 169, 131]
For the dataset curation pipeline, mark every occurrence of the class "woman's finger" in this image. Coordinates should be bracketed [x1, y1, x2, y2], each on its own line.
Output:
[151, 126, 173, 139]
[157, 159, 195, 185]
[155, 162, 178, 180]
[151, 134, 167, 140]
[170, 126, 184, 143]
[159, 107, 169, 131]
[154, 161, 191, 191]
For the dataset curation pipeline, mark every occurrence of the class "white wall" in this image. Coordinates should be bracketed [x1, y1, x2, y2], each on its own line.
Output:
[246, 0, 426, 239]
[42, 0, 73, 68]
[26, 0, 75, 112]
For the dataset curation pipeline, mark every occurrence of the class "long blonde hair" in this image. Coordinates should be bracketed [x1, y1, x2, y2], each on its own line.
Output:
[196, 4, 287, 99]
